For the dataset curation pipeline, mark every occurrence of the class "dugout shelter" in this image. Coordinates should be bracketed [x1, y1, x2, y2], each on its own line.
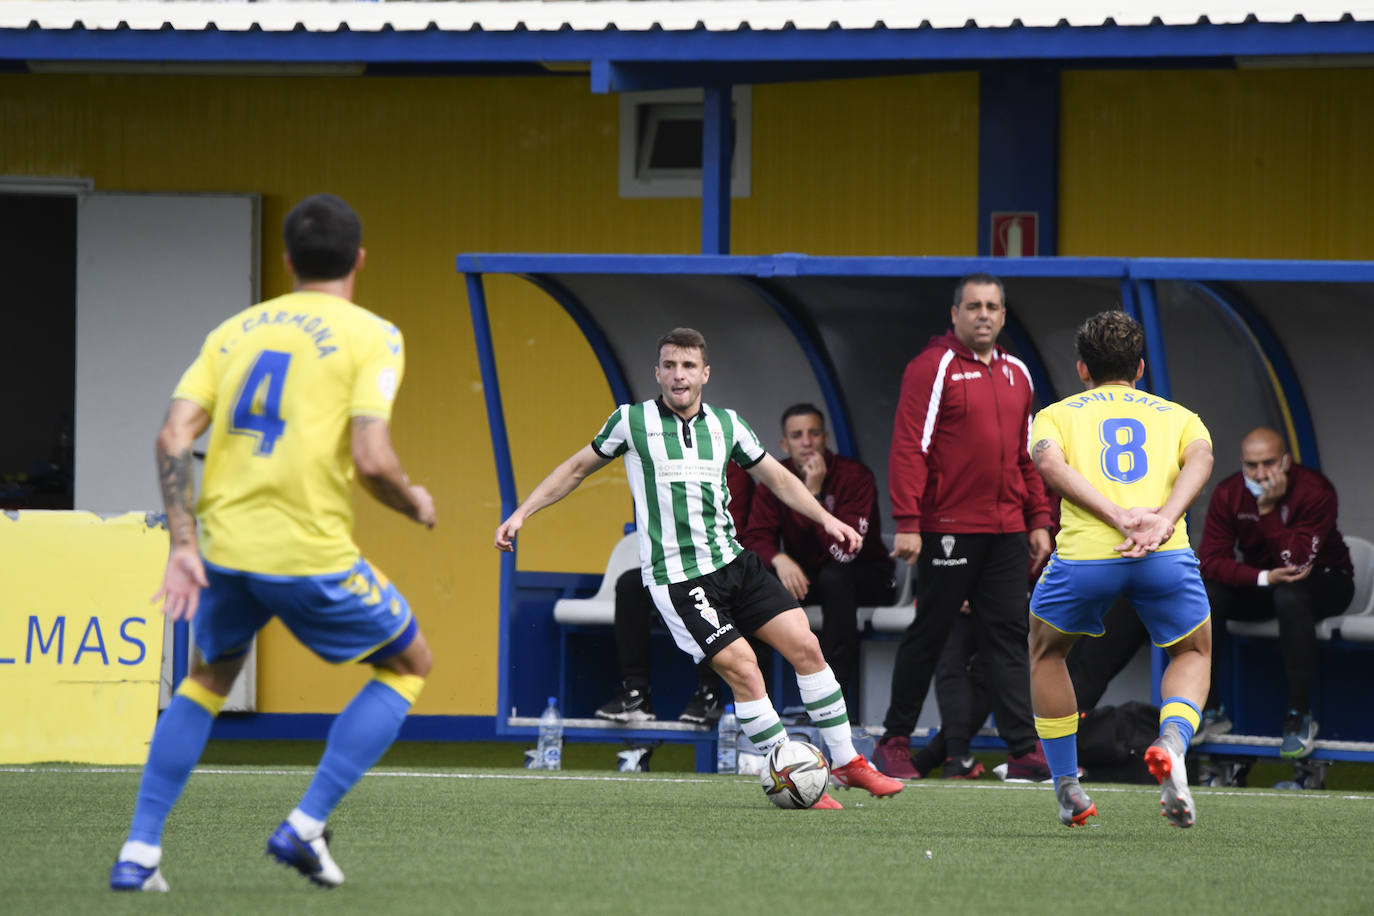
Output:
[466, 253, 1374, 764]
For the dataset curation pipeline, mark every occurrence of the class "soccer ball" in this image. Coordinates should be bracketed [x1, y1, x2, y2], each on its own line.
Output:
[761, 740, 830, 809]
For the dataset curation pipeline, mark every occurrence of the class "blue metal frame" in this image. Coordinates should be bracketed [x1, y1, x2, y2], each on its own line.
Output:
[171, 620, 189, 688]
[8, 22, 1374, 66]
[701, 83, 732, 255]
[466, 272, 521, 729]
[456, 253, 1133, 279]
[1185, 281, 1320, 469]
[520, 273, 634, 406]
[978, 63, 1059, 258]
[1130, 258, 1374, 284]
[467, 273, 518, 514]
[1128, 277, 1173, 705]
[999, 313, 1058, 406]
[1132, 278, 1172, 399]
[739, 278, 856, 458]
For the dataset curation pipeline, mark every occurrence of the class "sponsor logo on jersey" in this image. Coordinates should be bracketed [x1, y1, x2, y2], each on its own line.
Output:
[657, 459, 724, 482]
[950, 371, 982, 382]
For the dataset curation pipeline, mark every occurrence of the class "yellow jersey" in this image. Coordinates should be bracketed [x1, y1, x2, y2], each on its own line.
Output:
[172, 290, 405, 575]
[1031, 385, 1210, 561]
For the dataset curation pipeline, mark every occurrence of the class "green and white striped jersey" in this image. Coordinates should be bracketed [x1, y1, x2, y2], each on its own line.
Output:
[592, 397, 766, 585]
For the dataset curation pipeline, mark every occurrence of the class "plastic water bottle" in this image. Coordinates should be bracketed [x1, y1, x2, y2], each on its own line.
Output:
[716, 704, 739, 774]
[537, 696, 563, 771]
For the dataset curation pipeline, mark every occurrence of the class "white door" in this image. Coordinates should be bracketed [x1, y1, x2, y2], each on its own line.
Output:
[74, 192, 260, 711]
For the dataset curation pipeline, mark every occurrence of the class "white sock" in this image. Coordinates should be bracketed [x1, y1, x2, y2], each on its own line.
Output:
[288, 808, 326, 841]
[735, 695, 787, 755]
[118, 840, 161, 868]
[797, 666, 857, 767]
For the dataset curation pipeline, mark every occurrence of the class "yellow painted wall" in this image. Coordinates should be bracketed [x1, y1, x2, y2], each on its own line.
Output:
[0, 71, 977, 715]
[1061, 68, 1374, 258]
[739, 74, 979, 255]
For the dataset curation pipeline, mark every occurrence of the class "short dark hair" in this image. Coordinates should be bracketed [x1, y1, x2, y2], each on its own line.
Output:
[283, 194, 361, 282]
[1075, 310, 1143, 383]
[656, 327, 709, 364]
[779, 402, 825, 430]
[952, 272, 1005, 308]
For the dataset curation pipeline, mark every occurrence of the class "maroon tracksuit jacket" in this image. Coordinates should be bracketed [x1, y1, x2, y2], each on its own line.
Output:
[889, 331, 1050, 535]
[1199, 464, 1352, 587]
[742, 450, 891, 575]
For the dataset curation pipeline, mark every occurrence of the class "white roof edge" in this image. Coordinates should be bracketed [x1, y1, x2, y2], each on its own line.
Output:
[0, 1, 1370, 34]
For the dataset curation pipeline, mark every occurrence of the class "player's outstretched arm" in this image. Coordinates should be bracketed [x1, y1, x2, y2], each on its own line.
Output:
[152, 398, 212, 621]
[746, 453, 861, 554]
[352, 416, 436, 527]
[495, 445, 611, 552]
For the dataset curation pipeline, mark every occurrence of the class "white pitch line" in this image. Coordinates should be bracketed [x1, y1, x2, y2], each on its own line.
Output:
[0, 765, 716, 784]
[2, 766, 1373, 800]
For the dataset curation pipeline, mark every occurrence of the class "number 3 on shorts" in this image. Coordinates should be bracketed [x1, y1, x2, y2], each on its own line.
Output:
[230, 349, 292, 455]
[688, 586, 715, 612]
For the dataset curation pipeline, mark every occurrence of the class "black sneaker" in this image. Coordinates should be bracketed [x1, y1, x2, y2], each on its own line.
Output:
[943, 755, 985, 779]
[595, 685, 654, 723]
[677, 685, 723, 726]
[1280, 709, 1318, 758]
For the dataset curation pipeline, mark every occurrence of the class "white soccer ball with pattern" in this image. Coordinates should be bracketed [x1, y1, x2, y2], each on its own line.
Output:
[761, 740, 830, 809]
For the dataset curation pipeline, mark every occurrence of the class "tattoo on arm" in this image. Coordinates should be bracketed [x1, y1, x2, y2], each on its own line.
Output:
[158, 447, 197, 547]
[1032, 439, 1053, 458]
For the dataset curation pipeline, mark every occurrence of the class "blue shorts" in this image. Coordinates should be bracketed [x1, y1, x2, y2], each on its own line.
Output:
[1029, 548, 1210, 647]
[194, 558, 416, 665]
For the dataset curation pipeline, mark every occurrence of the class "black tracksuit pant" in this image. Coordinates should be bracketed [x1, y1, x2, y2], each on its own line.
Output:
[882, 531, 1037, 756]
[1204, 570, 1353, 717]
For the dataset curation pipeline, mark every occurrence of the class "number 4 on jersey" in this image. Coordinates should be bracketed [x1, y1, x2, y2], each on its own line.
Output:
[230, 350, 292, 455]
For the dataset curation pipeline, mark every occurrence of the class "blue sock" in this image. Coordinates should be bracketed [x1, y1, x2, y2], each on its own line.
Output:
[298, 679, 413, 822]
[1160, 696, 1201, 747]
[128, 694, 216, 845]
[1034, 712, 1080, 789]
[1040, 735, 1079, 789]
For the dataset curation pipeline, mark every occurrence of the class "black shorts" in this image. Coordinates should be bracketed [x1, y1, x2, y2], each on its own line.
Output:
[647, 551, 799, 662]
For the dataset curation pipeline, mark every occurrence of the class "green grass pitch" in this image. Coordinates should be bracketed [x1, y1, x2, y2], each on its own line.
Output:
[4, 755, 1373, 914]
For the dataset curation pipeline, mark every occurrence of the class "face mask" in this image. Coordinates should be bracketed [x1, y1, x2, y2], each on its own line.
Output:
[1244, 476, 1265, 499]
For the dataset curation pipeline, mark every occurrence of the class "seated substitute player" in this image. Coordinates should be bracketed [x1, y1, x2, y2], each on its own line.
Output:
[1027, 310, 1214, 829]
[110, 195, 437, 892]
[742, 402, 896, 706]
[1197, 427, 1354, 757]
[495, 327, 903, 806]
